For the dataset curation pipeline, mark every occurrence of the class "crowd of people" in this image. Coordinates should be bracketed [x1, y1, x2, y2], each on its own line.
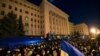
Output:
[66, 36, 100, 56]
[0, 39, 61, 56]
[0, 35, 100, 56]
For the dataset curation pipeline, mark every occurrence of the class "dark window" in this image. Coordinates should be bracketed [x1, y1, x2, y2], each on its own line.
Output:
[38, 15, 39, 18]
[34, 9, 36, 11]
[20, 9, 22, 12]
[10, 0, 13, 1]
[31, 18, 33, 21]
[15, 13, 17, 17]
[2, 3, 6, 8]
[20, 3, 22, 5]
[34, 25, 36, 28]
[37, 10, 39, 12]
[31, 8, 33, 10]
[35, 31, 36, 34]
[38, 20, 39, 23]
[31, 24, 33, 27]
[41, 26, 42, 28]
[38, 25, 39, 28]
[25, 11, 29, 14]
[28, 6, 30, 8]
[25, 23, 29, 26]
[24, 4, 26, 7]
[42, 21, 44, 23]
[40, 21, 42, 23]
[40, 16, 42, 19]
[34, 14, 36, 17]
[34, 19, 36, 22]
[9, 5, 12, 9]
[41, 31, 42, 34]
[15, 1, 18, 3]
[1, 11, 4, 15]
[15, 7, 17, 11]
[31, 13, 33, 16]
[19, 15, 22, 19]
[31, 31, 33, 34]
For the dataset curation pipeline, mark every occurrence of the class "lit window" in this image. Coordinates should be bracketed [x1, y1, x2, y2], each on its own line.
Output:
[25, 17, 29, 21]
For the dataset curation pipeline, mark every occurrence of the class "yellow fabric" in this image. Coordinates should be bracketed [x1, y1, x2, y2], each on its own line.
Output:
[61, 50, 69, 56]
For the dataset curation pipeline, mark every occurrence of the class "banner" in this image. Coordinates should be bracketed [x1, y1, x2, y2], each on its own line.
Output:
[61, 40, 85, 56]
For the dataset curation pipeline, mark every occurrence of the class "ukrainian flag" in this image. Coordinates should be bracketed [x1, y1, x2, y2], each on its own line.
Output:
[61, 40, 85, 56]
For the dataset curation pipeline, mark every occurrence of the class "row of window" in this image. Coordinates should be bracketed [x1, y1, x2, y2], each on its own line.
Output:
[25, 23, 43, 29]
[9, 0, 41, 13]
[1, 3, 42, 18]
[25, 30, 43, 35]
[33, 19, 44, 24]
[49, 19, 66, 25]
[25, 17, 44, 24]
[49, 11, 66, 20]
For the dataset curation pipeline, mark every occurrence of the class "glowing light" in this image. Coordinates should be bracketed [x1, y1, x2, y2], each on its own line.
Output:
[97, 31, 100, 34]
[90, 28, 96, 34]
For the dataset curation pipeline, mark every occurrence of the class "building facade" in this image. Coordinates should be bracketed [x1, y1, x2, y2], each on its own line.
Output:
[0, 0, 69, 37]
[74, 23, 89, 35]
[69, 22, 75, 35]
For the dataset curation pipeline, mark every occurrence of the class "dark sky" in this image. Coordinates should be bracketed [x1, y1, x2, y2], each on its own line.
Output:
[28, 0, 100, 28]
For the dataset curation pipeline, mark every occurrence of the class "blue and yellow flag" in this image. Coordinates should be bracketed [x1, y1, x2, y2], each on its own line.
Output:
[61, 40, 85, 56]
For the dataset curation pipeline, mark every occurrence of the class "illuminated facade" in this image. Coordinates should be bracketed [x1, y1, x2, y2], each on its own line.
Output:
[0, 0, 69, 36]
[69, 22, 75, 35]
[74, 23, 89, 35]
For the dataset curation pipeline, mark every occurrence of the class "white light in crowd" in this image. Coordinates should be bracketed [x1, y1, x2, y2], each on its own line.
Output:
[7, 51, 11, 53]
[82, 36, 85, 39]
[0, 48, 2, 51]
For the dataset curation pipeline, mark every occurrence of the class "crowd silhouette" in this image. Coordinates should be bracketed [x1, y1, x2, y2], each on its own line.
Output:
[0, 35, 100, 56]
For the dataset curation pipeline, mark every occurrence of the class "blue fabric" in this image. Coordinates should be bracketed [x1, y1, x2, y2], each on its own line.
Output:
[0, 36, 44, 49]
[61, 40, 85, 56]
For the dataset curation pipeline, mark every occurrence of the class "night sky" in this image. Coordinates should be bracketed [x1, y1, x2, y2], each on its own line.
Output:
[28, 0, 100, 28]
